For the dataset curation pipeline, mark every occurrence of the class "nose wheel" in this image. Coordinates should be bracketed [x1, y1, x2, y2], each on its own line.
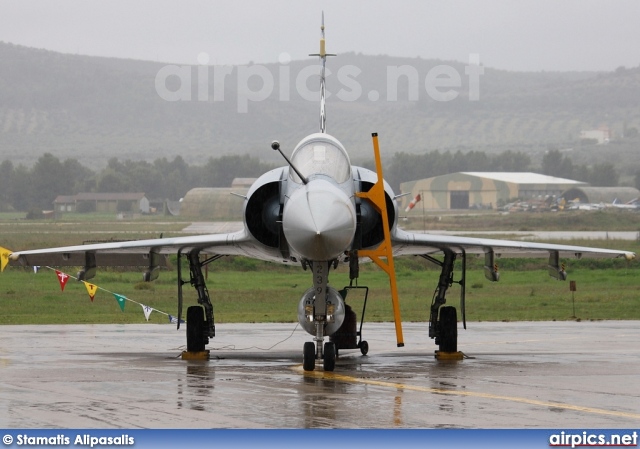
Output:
[323, 342, 336, 371]
[303, 342, 315, 371]
[302, 341, 336, 372]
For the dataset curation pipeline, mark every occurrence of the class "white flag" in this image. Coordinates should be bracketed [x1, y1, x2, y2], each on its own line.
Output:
[141, 304, 153, 321]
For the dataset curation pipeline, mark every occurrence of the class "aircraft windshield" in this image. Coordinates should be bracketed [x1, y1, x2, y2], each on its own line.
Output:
[289, 139, 351, 184]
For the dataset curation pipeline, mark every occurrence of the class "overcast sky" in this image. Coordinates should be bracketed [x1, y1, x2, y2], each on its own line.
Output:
[1, 0, 639, 72]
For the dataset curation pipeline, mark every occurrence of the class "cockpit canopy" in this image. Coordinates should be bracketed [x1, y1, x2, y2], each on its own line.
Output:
[289, 133, 351, 184]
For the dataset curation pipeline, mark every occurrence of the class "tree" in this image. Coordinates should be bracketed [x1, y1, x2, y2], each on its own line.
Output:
[202, 155, 274, 188]
[588, 163, 619, 187]
[30, 153, 75, 210]
[11, 165, 31, 211]
[492, 151, 531, 172]
[386, 152, 429, 192]
[573, 163, 620, 187]
[0, 160, 14, 210]
[63, 159, 95, 193]
[625, 127, 639, 139]
[542, 149, 573, 179]
[97, 168, 130, 192]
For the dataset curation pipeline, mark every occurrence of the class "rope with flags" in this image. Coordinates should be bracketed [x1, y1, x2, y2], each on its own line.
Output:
[5, 262, 309, 351]
[48, 266, 183, 324]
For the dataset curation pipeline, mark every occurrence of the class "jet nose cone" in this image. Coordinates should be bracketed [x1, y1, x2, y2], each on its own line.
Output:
[283, 180, 356, 261]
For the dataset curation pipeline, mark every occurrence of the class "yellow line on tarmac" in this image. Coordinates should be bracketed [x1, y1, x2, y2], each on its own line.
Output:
[294, 366, 640, 421]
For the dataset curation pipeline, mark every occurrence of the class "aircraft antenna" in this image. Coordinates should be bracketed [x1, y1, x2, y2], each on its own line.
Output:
[309, 11, 335, 133]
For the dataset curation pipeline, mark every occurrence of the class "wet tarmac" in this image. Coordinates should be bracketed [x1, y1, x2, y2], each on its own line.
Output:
[0, 321, 638, 428]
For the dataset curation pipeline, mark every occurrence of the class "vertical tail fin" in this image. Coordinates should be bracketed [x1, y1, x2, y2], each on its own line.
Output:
[309, 12, 335, 133]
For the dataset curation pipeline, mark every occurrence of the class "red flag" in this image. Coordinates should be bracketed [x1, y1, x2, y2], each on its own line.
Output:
[55, 270, 71, 291]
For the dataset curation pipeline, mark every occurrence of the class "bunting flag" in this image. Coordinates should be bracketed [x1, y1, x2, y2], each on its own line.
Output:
[55, 270, 71, 291]
[141, 304, 153, 321]
[113, 293, 127, 312]
[35, 265, 179, 323]
[168, 315, 184, 324]
[0, 246, 11, 272]
[83, 281, 98, 302]
[33, 266, 40, 274]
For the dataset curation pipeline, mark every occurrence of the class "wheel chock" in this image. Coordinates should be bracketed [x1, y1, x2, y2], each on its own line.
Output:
[181, 350, 210, 360]
[434, 351, 464, 360]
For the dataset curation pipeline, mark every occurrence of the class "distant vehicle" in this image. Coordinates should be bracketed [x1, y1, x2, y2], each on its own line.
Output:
[608, 198, 640, 210]
[567, 200, 605, 211]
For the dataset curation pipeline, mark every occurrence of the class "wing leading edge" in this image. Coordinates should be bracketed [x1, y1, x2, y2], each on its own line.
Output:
[8, 229, 257, 269]
[391, 227, 636, 260]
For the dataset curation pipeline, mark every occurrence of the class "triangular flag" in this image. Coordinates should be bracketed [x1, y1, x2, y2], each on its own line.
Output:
[0, 247, 11, 272]
[33, 266, 40, 274]
[113, 293, 127, 311]
[83, 281, 98, 302]
[168, 315, 184, 324]
[141, 304, 153, 321]
[55, 270, 71, 291]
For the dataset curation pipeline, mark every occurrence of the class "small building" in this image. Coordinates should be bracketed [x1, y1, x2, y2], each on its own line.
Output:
[54, 193, 149, 214]
[53, 195, 76, 213]
[580, 127, 611, 144]
[400, 172, 587, 211]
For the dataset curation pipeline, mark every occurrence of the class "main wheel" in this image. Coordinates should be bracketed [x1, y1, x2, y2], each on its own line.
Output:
[323, 342, 336, 372]
[303, 342, 316, 371]
[186, 306, 206, 352]
[438, 306, 458, 353]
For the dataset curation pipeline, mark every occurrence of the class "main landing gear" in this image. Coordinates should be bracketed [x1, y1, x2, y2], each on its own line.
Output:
[423, 249, 466, 359]
[178, 249, 222, 358]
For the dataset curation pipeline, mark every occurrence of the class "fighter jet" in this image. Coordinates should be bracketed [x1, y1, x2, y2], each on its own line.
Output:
[2, 16, 635, 371]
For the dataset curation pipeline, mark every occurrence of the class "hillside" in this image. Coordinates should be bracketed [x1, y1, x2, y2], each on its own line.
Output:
[1, 42, 640, 173]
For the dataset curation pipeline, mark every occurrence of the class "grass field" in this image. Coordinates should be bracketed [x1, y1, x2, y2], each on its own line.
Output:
[2, 256, 638, 325]
[1, 211, 639, 325]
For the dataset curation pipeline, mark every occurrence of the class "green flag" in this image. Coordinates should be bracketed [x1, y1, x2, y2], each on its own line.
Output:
[113, 293, 127, 312]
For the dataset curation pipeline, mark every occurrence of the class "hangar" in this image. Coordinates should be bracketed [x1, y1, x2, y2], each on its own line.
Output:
[53, 192, 149, 214]
[180, 178, 255, 219]
[400, 172, 587, 211]
[560, 186, 640, 204]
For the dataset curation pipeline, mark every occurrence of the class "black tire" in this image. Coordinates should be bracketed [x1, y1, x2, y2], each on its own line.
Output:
[303, 342, 316, 371]
[438, 306, 458, 353]
[186, 306, 206, 352]
[359, 340, 369, 356]
[323, 342, 336, 372]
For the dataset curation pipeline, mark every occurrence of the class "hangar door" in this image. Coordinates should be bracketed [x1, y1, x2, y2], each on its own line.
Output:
[450, 191, 469, 209]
